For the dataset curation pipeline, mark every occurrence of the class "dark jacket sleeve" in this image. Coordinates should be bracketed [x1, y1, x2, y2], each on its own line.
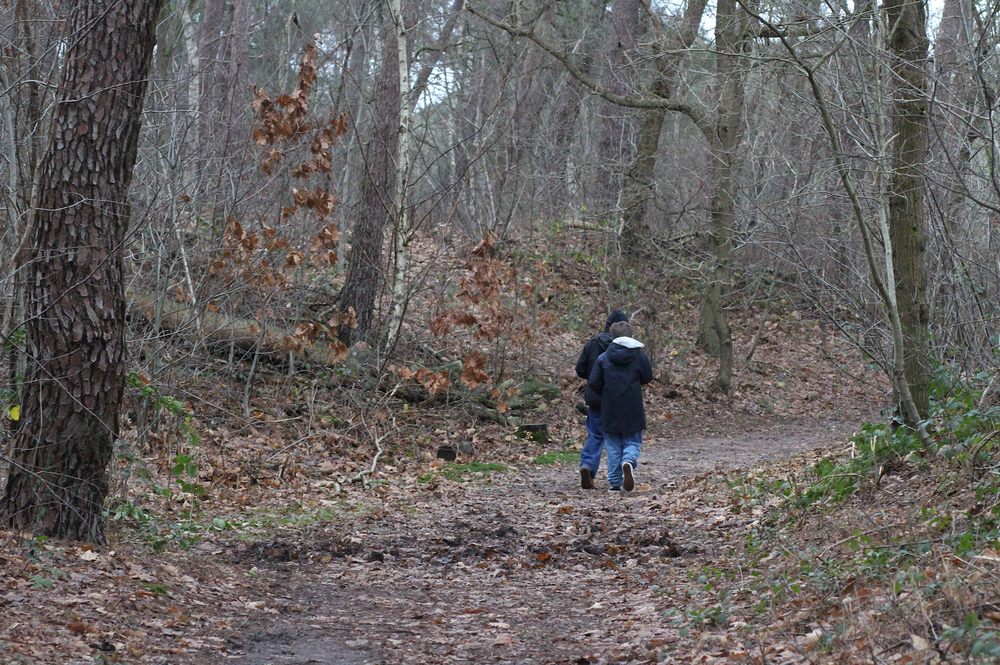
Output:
[639, 352, 653, 385]
[587, 356, 605, 407]
[575, 341, 591, 379]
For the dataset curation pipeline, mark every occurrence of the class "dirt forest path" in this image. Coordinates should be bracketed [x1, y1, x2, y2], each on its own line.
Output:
[210, 419, 857, 665]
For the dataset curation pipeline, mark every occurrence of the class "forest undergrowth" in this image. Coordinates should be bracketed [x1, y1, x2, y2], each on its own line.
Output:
[3, 232, 1000, 664]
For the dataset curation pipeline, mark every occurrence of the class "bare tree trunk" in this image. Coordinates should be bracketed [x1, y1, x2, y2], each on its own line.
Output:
[885, 0, 931, 423]
[596, 0, 641, 224]
[935, 0, 972, 103]
[338, 5, 404, 343]
[619, 96, 665, 247]
[619, 0, 708, 247]
[385, 0, 413, 353]
[197, 0, 225, 151]
[14, 0, 45, 194]
[336, 4, 373, 266]
[696, 0, 744, 395]
[746, 2, 934, 450]
[2, 0, 161, 543]
[386, 0, 464, 351]
[1, 0, 47, 342]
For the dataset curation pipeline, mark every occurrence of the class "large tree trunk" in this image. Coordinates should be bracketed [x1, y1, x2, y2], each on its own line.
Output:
[885, 0, 930, 423]
[335, 4, 373, 263]
[338, 12, 402, 343]
[619, 99, 665, 247]
[696, 0, 743, 395]
[2, 0, 161, 543]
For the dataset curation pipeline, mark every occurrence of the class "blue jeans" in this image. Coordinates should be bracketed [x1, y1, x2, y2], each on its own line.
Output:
[580, 408, 605, 476]
[605, 430, 643, 487]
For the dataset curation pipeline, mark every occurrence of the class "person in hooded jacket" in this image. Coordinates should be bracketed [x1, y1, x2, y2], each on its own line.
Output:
[588, 320, 653, 492]
[575, 310, 630, 489]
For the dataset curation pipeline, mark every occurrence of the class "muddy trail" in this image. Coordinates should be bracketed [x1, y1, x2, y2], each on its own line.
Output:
[207, 419, 855, 665]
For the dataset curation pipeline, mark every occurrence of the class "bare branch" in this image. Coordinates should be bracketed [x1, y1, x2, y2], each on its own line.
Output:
[465, 2, 714, 139]
[410, 0, 465, 110]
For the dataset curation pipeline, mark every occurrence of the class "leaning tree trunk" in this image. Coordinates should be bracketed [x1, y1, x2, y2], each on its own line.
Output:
[2, 0, 161, 543]
[885, 0, 931, 424]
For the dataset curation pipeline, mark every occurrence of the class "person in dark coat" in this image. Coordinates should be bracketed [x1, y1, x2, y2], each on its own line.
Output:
[575, 310, 630, 489]
[588, 320, 653, 492]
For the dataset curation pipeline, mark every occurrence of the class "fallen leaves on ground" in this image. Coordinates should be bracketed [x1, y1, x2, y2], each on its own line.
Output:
[1, 234, 910, 664]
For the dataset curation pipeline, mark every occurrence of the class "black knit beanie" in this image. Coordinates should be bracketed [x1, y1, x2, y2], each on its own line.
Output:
[604, 309, 629, 331]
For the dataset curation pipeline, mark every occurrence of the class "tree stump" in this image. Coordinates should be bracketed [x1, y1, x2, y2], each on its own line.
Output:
[436, 445, 457, 461]
[516, 423, 549, 444]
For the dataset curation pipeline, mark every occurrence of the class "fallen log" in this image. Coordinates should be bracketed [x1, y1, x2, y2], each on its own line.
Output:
[517, 377, 561, 401]
[128, 291, 352, 368]
[478, 407, 524, 427]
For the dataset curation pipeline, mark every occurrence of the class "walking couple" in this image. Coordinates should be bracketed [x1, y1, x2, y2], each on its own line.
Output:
[575, 310, 652, 492]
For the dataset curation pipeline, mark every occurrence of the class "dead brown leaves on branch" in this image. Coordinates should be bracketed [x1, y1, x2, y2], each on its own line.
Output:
[201, 40, 352, 349]
[421, 233, 565, 416]
[281, 321, 334, 356]
[252, 41, 347, 184]
[460, 351, 490, 389]
[431, 233, 516, 342]
[430, 232, 558, 349]
[252, 39, 346, 228]
[274, 303, 357, 360]
[211, 219, 339, 296]
[327, 307, 357, 331]
[388, 350, 488, 396]
[388, 364, 453, 395]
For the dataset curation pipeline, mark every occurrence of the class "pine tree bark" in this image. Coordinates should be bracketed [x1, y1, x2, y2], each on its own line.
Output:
[2, 0, 161, 543]
[885, 0, 930, 422]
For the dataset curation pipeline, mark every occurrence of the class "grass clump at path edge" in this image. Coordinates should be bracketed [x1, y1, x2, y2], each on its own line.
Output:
[418, 462, 509, 483]
[533, 449, 578, 465]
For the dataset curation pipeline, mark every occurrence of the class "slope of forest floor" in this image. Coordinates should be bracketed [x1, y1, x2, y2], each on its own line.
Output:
[7, 235, 1000, 664]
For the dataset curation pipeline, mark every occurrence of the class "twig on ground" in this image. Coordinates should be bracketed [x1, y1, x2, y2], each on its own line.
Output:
[350, 427, 385, 486]
[266, 433, 323, 462]
[815, 524, 905, 558]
